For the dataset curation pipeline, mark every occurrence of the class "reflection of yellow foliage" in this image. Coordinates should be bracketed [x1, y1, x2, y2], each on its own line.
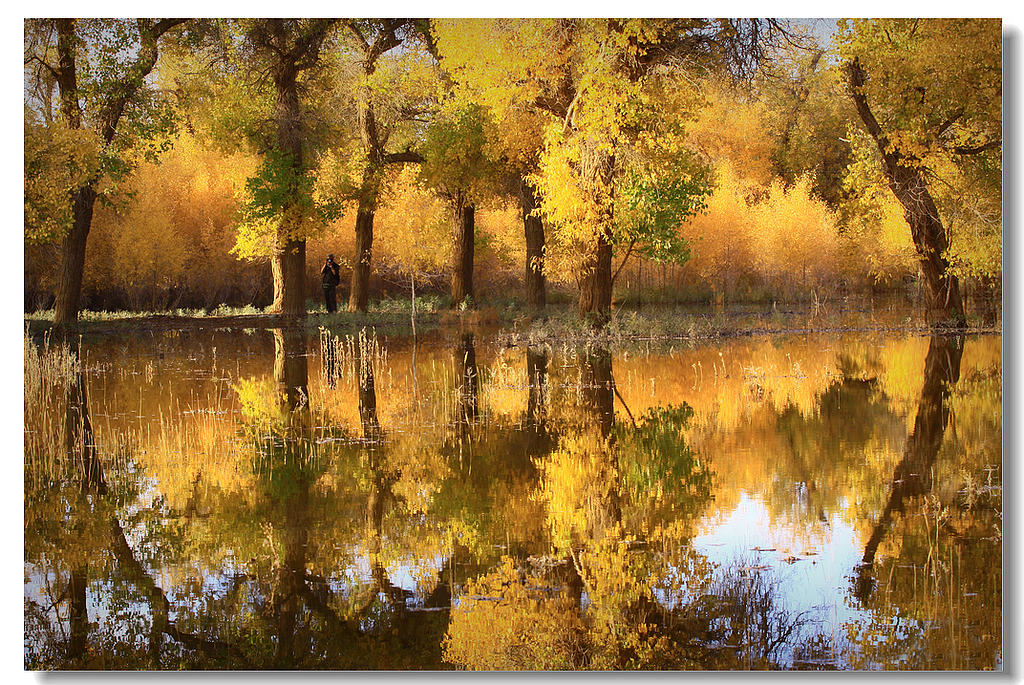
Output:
[136, 393, 254, 511]
[390, 442, 451, 514]
[488, 474, 549, 549]
[444, 557, 588, 670]
[870, 337, 930, 418]
[478, 348, 529, 417]
[234, 377, 288, 426]
[581, 531, 678, 670]
[536, 430, 619, 550]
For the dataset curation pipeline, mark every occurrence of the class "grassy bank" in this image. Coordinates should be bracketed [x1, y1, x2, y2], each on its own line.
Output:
[24, 297, 1000, 344]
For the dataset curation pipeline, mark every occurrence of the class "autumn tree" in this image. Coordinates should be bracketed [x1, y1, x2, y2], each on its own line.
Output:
[838, 19, 1001, 326]
[234, 20, 339, 319]
[415, 102, 503, 307]
[758, 37, 854, 210]
[429, 20, 552, 308]
[336, 19, 434, 312]
[23, 18, 187, 325]
[434, 19, 777, 323]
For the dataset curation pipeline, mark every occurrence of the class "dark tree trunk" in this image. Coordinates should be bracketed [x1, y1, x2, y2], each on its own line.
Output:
[577, 149, 615, 324]
[450, 199, 475, 307]
[343, 21, 412, 314]
[64, 347, 106, 494]
[65, 347, 100, 663]
[847, 58, 966, 327]
[520, 178, 546, 309]
[274, 482, 309, 668]
[348, 88, 382, 314]
[348, 198, 376, 313]
[578, 232, 614, 324]
[270, 236, 306, 319]
[269, 54, 307, 319]
[978, 275, 1000, 326]
[52, 20, 92, 326]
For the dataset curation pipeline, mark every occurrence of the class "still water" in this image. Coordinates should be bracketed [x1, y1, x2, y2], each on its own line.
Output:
[24, 326, 1002, 670]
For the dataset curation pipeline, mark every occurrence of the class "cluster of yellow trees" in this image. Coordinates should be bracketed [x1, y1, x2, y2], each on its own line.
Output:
[24, 19, 1001, 320]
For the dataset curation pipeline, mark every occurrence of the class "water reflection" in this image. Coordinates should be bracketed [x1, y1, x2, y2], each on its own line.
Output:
[24, 328, 1002, 670]
[856, 335, 964, 600]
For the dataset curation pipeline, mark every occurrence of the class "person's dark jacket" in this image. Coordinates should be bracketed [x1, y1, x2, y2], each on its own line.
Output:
[321, 261, 340, 288]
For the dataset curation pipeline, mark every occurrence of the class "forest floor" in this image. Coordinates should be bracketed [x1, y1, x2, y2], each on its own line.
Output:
[23, 299, 1002, 344]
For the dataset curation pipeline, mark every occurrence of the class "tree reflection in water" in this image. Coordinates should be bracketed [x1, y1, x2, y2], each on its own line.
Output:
[855, 335, 964, 600]
[23, 330, 1001, 670]
[445, 345, 813, 670]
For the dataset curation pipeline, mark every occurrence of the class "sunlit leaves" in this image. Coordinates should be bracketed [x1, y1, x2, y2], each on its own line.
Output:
[233, 150, 344, 259]
[837, 18, 1002, 282]
[418, 102, 499, 203]
[24, 116, 102, 244]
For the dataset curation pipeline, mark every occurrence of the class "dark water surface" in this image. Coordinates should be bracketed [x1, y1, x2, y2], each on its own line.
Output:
[24, 326, 1002, 670]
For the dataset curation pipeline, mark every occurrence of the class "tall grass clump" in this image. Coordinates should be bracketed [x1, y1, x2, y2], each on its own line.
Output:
[24, 330, 80, 486]
[319, 326, 389, 387]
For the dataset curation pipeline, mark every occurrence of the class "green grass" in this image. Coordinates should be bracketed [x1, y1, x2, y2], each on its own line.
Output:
[25, 304, 267, 321]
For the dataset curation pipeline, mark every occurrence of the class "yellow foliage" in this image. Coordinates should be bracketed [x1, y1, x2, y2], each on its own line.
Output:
[83, 132, 260, 306]
[686, 80, 777, 189]
[374, 166, 452, 276]
[681, 162, 757, 294]
[24, 115, 102, 244]
[751, 176, 841, 293]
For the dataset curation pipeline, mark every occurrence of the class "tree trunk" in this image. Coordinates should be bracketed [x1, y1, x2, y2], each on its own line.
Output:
[349, 76, 382, 313]
[450, 198, 475, 307]
[578, 232, 614, 323]
[52, 21, 90, 326]
[270, 235, 306, 319]
[54, 186, 98, 325]
[520, 178, 546, 309]
[577, 148, 615, 324]
[269, 49, 307, 319]
[342, 22, 419, 314]
[49, 18, 183, 325]
[847, 58, 966, 327]
[348, 193, 376, 313]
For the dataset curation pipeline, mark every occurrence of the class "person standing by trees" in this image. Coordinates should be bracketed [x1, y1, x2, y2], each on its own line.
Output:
[321, 254, 341, 313]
